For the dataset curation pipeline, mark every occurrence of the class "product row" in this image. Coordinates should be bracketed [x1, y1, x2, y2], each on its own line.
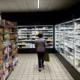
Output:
[18, 42, 53, 48]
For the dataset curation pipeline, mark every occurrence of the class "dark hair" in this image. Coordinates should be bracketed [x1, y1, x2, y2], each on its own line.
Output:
[38, 33, 43, 38]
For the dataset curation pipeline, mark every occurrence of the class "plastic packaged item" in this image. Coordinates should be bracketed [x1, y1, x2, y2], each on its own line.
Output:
[3, 69, 8, 80]
[0, 60, 3, 65]
[0, 42, 3, 49]
[0, 28, 3, 33]
[4, 27, 9, 33]
[0, 34, 3, 41]
[4, 34, 10, 39]
[0, 67, 4, 78]
[0, 51, 3, 59]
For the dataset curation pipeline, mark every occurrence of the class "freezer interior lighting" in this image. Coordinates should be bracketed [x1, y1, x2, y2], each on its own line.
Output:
[38, 0, 39, 9]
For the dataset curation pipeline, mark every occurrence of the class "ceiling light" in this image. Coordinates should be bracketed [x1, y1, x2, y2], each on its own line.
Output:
[38, 0, 39, 9]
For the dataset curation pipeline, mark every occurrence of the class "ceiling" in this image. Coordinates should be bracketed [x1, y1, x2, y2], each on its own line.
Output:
[0, 0, 79, 12]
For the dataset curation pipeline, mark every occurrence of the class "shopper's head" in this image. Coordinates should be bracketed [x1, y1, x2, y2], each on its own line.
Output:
[38, 33, 43, 38]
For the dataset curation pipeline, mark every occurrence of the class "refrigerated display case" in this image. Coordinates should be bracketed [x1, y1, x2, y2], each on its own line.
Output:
[74, 19, 80, 71]
[18, 25, 53, 52]
[55, 18, 80, 73]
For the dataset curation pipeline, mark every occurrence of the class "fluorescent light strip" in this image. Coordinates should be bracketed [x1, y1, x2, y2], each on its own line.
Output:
[38, 0, 39, 9]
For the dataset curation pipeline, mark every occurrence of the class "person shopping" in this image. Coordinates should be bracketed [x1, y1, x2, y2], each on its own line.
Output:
[35, 33, 47, 72]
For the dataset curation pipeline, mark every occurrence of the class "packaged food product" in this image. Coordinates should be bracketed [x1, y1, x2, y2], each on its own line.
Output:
[4, 34, 10, 39]
[5, 20, 11, 26]
[4, 27, 9, 33]
[0, 67, 4, 77]
[0, 28, 3, 33]
[13, 29, 16, 32]
[0, 42, 3, 49]
[12, 22, 17, 26]
[4, 69, 8, 80]
[0, 51, 3, 58]
[8, 58, 12, 66]
[0, 60, 3, 65]
[0, 34, 3, 40]
[47, 38, 52, 40]
[1, 20, 5, 25]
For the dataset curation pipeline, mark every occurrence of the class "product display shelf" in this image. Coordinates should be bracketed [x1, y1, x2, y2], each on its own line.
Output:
[18, 25, 53, 49]
[55, 18, 80, 73]
[0, 20, 18, 80]
[74, 19, 80, 71]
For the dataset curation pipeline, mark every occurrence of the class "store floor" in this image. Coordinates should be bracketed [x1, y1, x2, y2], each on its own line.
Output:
[7, 53, 74, 80]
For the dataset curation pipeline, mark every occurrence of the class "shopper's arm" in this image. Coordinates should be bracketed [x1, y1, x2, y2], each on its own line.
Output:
[45, 40, 47, 47]
[35, 41, 37, 49]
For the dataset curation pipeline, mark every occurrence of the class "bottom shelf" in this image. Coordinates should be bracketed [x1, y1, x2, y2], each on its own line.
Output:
[5, 59, 18, 80]
[18, 48, 54, 53]
[0, 56, 18, 80]
[5, 69, 13, 80]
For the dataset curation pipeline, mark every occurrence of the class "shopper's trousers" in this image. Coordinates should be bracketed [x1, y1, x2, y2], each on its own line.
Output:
[37, 52, 44, 68]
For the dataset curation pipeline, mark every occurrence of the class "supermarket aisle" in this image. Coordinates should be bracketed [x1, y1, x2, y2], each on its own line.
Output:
[7, 54, 74, 80]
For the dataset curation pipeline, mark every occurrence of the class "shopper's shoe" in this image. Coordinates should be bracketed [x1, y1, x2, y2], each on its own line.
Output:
[38, 68, 41, 72]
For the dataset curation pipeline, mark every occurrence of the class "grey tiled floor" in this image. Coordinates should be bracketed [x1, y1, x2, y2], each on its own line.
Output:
[7, 53, 74, 80]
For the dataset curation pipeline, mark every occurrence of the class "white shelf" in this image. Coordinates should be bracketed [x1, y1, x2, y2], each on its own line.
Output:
[18, 47, 35, 49]
[67, 36, 74, 38]
[55, 31, 59, 32]
[76, 56, 80, 59]
[48, 31, 53, 32]
[20, 29, 35, 31]
[18, 34, 53, 36]
[64, 28, 74, 30]
[64, 44, 73, 49]
[75, 37, 80, 40]
[46, 46, 53, 48]
[18, 37, 35, 39]
[76, 49, 80, 53]
[55, 43, 59, 44]
[43, 34, 53, 36]
[65, 49, 73, 56]
[64, 40, 74, 44]
[20, 29, 53, 31]
[47, 42, 53, 44]
[18, 40, 35, 41]
[75, 28, 80, 30]
[75, 44, 80, 46]
[18, 44, 26, 45]
[18, 34, 35, 36]
[60, 46, 64, 49]
[35, 29, 53, 30]
[44, 37, 53, 38]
